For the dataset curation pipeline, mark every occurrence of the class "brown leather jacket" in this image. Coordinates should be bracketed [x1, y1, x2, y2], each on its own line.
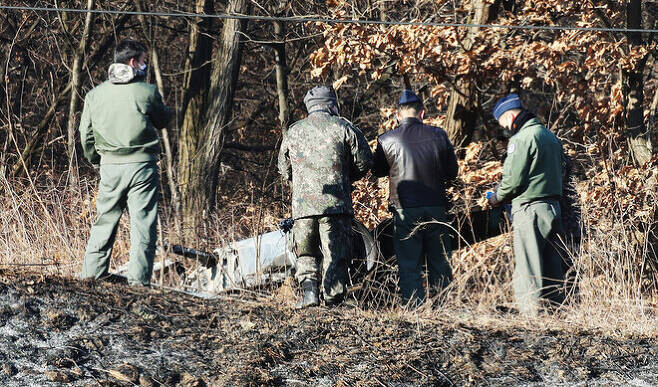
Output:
[373, 117, 458, 209]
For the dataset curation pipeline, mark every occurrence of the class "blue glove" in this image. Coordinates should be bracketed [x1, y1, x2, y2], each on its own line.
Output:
[486, 191, 499, 205]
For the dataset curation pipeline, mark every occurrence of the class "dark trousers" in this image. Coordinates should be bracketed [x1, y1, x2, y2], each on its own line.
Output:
[393, 206, 452, 305]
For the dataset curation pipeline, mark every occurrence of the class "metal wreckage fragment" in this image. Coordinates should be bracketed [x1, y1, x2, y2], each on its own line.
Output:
[174, 219, 378, 296]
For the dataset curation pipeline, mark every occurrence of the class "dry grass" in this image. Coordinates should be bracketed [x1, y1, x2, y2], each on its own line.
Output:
[1, 171, 657, 385]
[0, 174, 95, 277]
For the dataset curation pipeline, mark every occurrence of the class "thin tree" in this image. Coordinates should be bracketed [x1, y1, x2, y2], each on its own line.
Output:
[273, 1, 291, 133]
[623, 0, 652, 166]
[443, 0, 498, 148]
[134, 0, 180, 233]
[66, 0, 94, 185]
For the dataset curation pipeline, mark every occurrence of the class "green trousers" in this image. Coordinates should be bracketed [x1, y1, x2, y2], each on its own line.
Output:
[512, 199, 565, 315]
[393, 206, 452, 306]
[292, 215, 351, 303]
[81, 161, 159, 286]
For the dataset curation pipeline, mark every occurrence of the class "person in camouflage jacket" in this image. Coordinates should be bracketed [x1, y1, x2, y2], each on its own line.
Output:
[278, 85, 373, 308]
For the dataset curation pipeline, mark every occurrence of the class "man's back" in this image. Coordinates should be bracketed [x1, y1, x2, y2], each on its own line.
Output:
[374, 117, 458, 208]
[80, 64, 171, 165]
[279, 111, 372, 218]
[496, 117, 563, 209]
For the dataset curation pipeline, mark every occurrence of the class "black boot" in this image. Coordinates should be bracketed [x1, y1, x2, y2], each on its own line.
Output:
[324, 293, 345, 308]
[295, 280, 319, 309]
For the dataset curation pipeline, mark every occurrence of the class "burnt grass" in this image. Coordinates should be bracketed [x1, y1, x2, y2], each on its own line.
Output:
[0, 271, 656, 386]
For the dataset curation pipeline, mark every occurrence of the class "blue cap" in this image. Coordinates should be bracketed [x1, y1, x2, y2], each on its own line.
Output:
[398, 89, 422, 106]
[493, 94, 522, 120]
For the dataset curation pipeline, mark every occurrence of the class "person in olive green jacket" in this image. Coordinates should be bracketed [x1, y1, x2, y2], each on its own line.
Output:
[487, 94, 565, 316]
[80, 40, 172, 286]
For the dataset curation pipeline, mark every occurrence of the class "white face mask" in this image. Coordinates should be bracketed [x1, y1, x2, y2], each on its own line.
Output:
[135, 62, 148, 78]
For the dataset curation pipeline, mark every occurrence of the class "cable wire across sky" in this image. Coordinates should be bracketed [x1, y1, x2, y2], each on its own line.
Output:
[2, 4, 658, 34]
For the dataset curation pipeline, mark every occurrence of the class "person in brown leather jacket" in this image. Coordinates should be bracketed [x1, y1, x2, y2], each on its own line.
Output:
[373, 89, 459, 306]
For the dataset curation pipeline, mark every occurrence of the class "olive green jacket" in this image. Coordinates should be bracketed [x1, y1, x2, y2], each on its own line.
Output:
[79, 64, 172, 165]
[496, 118, 563, 210]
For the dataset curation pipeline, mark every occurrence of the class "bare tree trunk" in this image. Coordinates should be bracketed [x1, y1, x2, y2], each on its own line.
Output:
[623, 63, 651, 165]
[192, 0, 250, 215]
[273, 20, 290, 134]
[66, 0, 94, 185]
[378, 0, 388, 21]
[445, 81, 477, 148]
[623, 0, 652, 166]
[0, 45, 6, 105]
[135, 0, 165, 94]
[178, 0, 216, 236]
[149, 48, 178, 224]
[444, 0, 492, 148]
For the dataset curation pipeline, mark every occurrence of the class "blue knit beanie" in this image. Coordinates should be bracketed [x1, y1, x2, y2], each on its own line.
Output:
[493, 94, 522, 120]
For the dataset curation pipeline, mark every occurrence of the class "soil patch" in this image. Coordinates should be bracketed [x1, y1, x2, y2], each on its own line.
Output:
[0, 271, 655, 386]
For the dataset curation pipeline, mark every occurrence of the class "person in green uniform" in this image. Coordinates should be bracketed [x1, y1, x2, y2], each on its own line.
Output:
[373, 90, 459, 307]
[487, 94, 565, 316]
[79, 40, 172, 286]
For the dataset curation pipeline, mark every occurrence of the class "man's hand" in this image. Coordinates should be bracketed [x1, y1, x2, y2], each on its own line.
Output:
[279, 218, 294, 233]
[486, 191, 500, 206]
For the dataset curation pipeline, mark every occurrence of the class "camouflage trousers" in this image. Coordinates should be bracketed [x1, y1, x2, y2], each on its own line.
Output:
[512, 199, 565, 316]
[292, 215, 352, 303]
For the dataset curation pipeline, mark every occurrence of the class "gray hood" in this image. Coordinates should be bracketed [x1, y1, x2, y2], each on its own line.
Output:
[304, 85, 337, 112]
[108, 63, 136, 84]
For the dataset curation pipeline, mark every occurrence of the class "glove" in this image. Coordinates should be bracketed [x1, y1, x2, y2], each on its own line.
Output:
[486, 191, 500, 206]
[279, 218, 294, 233]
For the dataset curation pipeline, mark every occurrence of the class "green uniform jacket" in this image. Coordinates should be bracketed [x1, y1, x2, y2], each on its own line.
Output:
[278, 111, 373, 219]
[496, 117, 563, 210]
[79, 64, 172, 165]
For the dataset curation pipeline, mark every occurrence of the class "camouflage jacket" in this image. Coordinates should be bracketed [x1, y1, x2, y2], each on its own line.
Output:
[278, 111, 373, 219]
